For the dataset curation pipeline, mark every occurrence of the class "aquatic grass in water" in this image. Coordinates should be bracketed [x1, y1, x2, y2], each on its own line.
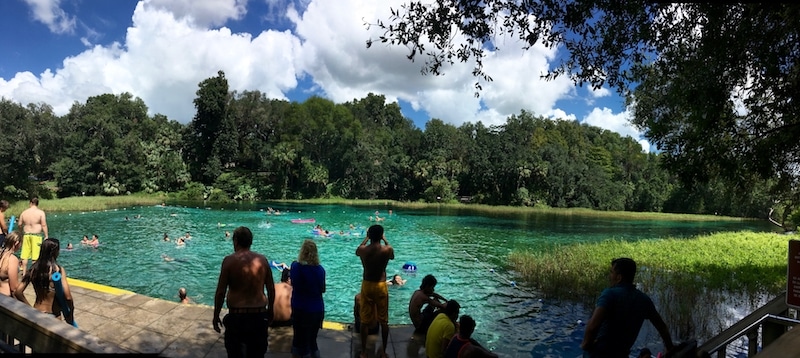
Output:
[280, 198, 748, 222]
[510, 231, 788, 299]
[510, 231, 789, 342]
[8, 194, 747, 223]
[6, 194, 165, 216]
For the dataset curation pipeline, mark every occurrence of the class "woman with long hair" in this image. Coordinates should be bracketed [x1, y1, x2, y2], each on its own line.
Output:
[0, 232, 22, 296]
[13, 238, 74, 325]
[290, 239, 326, 358]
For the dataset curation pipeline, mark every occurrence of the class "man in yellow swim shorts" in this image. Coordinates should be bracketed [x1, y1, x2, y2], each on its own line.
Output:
[356, 225, 394, 358]
[19, 197, 48, 276]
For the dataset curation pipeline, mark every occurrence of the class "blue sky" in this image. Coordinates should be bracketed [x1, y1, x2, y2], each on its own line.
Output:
[0, 0, 647, 150]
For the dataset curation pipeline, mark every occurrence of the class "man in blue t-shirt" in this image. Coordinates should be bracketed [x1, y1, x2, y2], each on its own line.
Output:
[581, 258, 675, 358]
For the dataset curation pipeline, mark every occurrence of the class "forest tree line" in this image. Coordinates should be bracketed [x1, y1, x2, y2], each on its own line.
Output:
[0, 71, 780, 219]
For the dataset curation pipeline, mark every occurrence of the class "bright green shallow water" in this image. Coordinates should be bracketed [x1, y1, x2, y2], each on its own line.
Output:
[46, 203, 773, 356]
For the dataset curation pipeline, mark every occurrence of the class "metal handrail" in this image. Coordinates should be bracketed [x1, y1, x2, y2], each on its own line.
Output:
[698, 292, 796, 356]
[703, 314, 800, 354]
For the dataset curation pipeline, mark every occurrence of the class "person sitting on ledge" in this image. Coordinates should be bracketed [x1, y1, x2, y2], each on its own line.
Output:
[14, 238, 75, 326]
[426, 299, 461, 358]
[409, 274, 447, 335]
[271, 269, 293, 327]
[271, 260, 290, 271]
[443, 315, 498, 358]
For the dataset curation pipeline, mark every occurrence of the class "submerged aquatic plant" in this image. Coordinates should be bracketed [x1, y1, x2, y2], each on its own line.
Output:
[510, 231, 787, 298]
[509, 231, 789, 342]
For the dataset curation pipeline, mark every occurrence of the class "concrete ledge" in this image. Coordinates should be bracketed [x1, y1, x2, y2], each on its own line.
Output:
[0, 294, 129, 353]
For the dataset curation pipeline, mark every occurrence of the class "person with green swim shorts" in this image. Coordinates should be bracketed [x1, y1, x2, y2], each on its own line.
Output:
[19, 197, 48, 277]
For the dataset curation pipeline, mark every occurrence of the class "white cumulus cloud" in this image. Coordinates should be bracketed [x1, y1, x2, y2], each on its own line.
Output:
[1, 0, 646, 149]
[23, 0, 76, 34]
[2, 1, 301, 122]
[584, 107, 650, 152]
[144, 0, 248, 28]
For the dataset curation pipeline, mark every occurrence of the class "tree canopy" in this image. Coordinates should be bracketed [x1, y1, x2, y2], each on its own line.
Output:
[371, 2, 800, 221]
[0, 70, 783, 221]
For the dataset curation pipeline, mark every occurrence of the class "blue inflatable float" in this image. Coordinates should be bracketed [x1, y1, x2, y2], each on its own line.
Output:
[402, 262, 417, 272]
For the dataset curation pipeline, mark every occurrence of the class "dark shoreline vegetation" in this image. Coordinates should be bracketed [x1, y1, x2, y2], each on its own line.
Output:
[2, 76, 793, 227]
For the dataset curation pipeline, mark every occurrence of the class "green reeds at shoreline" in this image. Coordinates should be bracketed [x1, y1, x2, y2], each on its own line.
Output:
[5, 194, 165, 216]
[280, 198, 748, 222]
[509, 231, 790, 301]
[4, 193, 748, 223]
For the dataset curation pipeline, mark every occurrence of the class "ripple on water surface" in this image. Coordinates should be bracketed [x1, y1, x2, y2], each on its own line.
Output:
[48, 204, 771, 357]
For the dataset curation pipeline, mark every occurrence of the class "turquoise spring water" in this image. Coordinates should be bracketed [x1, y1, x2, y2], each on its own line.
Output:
[45, 203, 774, 356]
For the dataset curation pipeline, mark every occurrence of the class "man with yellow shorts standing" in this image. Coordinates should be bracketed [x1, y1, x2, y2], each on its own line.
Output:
[356, 224, 394, 358]
[19, 197, 48, 276]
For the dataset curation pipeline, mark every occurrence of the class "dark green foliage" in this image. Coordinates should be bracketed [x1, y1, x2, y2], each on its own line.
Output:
[188, 71, 230, 184]
[371, 1, 800, 221]
[51, 93, 150, 197]
[141, 115, 190, 193]
[178, 182, 207, 201]
[0, 69, 782, 217]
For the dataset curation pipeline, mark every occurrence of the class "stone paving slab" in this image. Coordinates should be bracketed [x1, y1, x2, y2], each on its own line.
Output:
[18, 280, 426, 357]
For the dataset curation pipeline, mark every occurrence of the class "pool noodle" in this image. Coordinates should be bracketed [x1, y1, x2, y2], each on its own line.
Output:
[271, 261, 282, 271]
[8, 216, 15, 232]
[51, 272, 78, 328]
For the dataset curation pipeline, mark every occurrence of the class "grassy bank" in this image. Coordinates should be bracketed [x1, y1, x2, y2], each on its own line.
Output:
[509, 231, 789, 300]
[280, 198, 748, 222]
[5, 194, 165, 216]
[2, 193, 751, 223]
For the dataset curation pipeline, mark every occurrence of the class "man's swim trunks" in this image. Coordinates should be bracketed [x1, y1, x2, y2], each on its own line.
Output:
[222, 310, 269, 357]
[20, 233, 43, 261]
[359, 280, 388, 325]
[269, 319, 293, 327]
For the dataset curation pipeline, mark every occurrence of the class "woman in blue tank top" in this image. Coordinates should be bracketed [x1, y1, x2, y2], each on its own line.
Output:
[290, 239, 326, 358]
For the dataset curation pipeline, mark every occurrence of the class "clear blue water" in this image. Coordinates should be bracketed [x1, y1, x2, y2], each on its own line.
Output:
[46, 203, 775, 357]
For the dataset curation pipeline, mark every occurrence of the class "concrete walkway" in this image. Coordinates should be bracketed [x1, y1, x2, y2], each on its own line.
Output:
[24, 279, 800, 357]
[19, 278, 426, 357]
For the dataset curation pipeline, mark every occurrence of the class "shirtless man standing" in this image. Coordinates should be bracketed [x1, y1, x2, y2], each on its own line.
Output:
[213, 226, 276, 357]
[19, 197, 47, 276]
[356, 224, 394, 358]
